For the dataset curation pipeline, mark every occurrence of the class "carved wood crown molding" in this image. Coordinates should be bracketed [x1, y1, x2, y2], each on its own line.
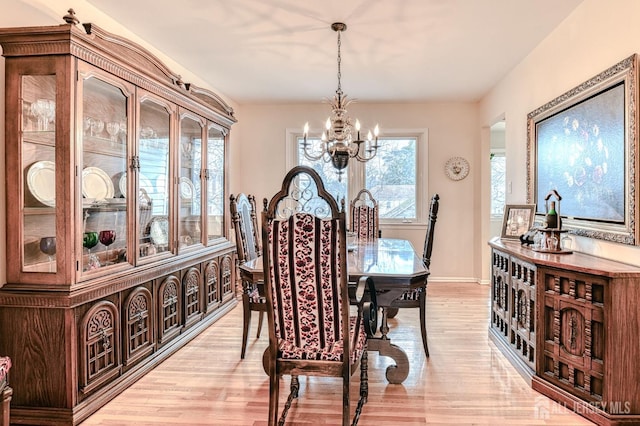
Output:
[0, 22, 236, 125]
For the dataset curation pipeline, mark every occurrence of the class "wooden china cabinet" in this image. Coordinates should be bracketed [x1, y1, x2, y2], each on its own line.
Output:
[489, 238, 640, 425]
[0, 11, 237, 425]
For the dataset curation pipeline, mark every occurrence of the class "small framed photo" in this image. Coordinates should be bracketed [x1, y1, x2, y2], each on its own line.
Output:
[501, 204, 536, 239]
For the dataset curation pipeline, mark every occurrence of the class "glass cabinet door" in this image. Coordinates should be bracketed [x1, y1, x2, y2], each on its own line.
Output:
[138, 96, 173, 259]
[21, 75, 57, 273]
[205, 125, 225, 243]
[178, 114, 204, 248]
[79, 71, 131, 272]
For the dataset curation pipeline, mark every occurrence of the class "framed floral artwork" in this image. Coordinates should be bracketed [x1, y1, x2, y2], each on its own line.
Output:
[501, 204, 536, 239]
[527, 54, 639, 245]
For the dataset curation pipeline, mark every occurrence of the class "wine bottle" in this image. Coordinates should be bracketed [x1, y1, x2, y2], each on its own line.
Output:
[546, 201, 558, 229]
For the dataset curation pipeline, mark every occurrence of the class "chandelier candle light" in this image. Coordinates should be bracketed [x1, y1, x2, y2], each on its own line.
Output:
[302, 22, 380, 181]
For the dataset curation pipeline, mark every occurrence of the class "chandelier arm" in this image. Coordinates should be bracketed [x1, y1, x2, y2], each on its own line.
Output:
[347, 141, 361, 158]
[301, 140, 328, 162]
[354, 140, 378, 162]
[355, 150, 378, 162]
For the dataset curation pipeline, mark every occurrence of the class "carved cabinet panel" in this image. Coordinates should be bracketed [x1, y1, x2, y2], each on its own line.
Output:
[79, 300, 121, 397]
[220, 253, 234, 302]
[539, 267, 605, 401]
[204, 258, 221, 312]
[491, 249, 509, 339]
[123, 286, 155, 367]
[490, 248, 536, 373]
[158, 276, 183, 345]
[183, 267, 203, 327]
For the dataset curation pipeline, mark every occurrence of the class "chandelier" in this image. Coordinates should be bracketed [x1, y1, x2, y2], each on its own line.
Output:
[302, 22, 380, 181]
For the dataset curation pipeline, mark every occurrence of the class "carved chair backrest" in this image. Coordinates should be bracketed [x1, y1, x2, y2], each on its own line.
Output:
[350, 188, 379, 240]
[423, 194, 440, 269]
[262, 166, 350, 361]
[230, 193, 261, 264]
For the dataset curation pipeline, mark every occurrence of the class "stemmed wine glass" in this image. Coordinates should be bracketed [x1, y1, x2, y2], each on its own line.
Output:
[83, 231, 100, 270]
[39, 236, 56, 272]
[90, 118, 104, 137]
[99, 230, 116, 265]
[106, 121, 120, 145]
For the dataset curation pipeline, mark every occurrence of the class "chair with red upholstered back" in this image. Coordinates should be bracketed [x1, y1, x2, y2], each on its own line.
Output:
[262, 166, 374, 426]
[0, 356, 12, 426]
[350, 188, 380, 240]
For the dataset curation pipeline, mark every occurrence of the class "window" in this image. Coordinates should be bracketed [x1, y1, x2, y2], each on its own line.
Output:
[292, 130, 425, 224]
[491, 152, 506, 216]
[365, 137, 417, 221]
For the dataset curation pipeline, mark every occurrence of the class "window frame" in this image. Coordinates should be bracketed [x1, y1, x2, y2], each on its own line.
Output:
[287, 127, 428, 226]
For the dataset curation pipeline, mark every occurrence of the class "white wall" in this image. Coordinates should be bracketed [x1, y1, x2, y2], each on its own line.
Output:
[479, 0, 640, 266]
[232, 102, 480, 282]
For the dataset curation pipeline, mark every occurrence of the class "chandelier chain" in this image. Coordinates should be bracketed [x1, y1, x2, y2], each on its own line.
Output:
[336, 29, 342, 96]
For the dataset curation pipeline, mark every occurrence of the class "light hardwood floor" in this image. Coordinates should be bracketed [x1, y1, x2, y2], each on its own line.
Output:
[81, 282, 592, 425]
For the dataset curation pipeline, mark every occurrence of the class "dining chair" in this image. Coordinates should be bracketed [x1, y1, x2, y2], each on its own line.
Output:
[262, 166, 375, 426]
[388, 193, 439, 358]
[350, 188, 380, 240]
[0, 355, 12, 425]
[229, 193, 265, 359]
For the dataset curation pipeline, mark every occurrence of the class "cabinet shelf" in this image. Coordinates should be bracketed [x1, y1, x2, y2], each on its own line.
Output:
[23, 130, 55, 146]
[83, 200, 126, 210]
[24, 207, 55, 215]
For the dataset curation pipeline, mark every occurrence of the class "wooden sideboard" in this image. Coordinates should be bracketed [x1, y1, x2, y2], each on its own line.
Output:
[0, 12, 238, 425]
[489, 238, 640, 426]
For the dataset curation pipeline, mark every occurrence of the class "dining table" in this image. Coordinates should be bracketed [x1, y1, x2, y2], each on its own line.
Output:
[238, 237, 430, 384]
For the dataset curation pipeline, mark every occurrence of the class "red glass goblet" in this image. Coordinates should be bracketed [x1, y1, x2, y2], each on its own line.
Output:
[99, 229, 116, 265]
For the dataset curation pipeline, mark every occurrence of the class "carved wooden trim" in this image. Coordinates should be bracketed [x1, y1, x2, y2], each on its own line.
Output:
[0, 23, 236, 127]
[0, 244, 235, 307]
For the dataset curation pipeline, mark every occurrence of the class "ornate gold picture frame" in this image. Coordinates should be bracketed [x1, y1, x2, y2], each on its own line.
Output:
[527, 54, 638, 245]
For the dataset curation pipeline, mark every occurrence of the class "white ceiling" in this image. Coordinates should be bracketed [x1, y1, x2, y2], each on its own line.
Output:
[13, 0, 585, 104]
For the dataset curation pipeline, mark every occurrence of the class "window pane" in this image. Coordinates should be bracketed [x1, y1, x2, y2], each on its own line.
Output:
[297, 137, 348, 204]
[365, 137, 417, 220]
[491, 154, 506, 215]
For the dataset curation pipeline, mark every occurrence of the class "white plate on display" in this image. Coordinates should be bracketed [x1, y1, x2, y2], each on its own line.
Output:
[119, 172, 153, 198]
[82, 166, 114, 201]
[149, 216, 169, 246]
[180, 177, 195, 201]
[27, 160, 56, 207]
